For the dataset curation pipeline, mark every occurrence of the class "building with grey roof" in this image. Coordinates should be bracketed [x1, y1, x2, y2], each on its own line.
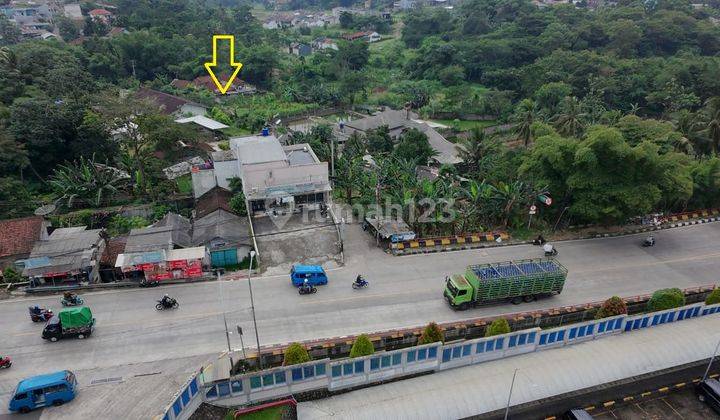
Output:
[339, 109, 461, 165]
[124, 213, 192, 254]
[191, 132, 331, 216]
[22, 226, 105, 285]
[192, 209, 251, 267]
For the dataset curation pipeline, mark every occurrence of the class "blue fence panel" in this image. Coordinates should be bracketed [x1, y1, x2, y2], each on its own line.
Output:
[172, 397, 182, 416]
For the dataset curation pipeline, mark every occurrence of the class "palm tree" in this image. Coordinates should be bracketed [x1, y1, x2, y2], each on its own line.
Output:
[703, 97, 720, 154]
[514, 99, 537, 147]
[455, 128, 500, 180]
[553, 96, 587, 138]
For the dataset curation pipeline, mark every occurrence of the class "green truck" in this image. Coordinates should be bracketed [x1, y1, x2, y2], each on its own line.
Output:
[42, 307, 95, 342]
[444, 258, 568, 310]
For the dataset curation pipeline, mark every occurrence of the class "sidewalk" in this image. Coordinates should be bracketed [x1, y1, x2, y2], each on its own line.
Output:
[297, 314, 720, 420]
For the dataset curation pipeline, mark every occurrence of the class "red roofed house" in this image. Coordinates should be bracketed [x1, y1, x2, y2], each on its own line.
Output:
[89, 8, 112, 24]
[0, 216, 50, 270]
[341, 31, 381, 42]
[171, 75, 257, 95]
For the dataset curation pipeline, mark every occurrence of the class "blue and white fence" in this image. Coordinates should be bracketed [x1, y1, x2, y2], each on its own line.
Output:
[173, 300, 720, 414]
[158, 373, 202, 420]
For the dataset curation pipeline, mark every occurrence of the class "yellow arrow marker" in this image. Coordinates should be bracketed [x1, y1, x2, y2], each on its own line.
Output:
[204, 35, 243, 95]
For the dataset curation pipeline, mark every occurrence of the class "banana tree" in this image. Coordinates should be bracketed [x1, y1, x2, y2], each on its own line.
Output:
[49, 155, 130, 208]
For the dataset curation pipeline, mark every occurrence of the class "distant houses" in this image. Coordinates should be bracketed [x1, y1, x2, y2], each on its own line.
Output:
[341, 31, 381, 43]
[171, 75, 257, 96]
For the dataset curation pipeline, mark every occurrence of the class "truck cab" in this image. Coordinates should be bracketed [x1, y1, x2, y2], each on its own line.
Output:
[444, 275, 474, 309]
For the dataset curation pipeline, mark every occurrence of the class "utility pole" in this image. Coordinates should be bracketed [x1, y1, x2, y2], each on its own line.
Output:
[247, 250, 262, 369]
[504, 368, 518, 420]
[330, 136, 335, 182]
[703, 337, 720, 381]
[217, 272, 233, 372]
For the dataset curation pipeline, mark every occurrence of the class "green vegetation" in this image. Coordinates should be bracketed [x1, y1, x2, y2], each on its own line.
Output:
[1, 266, 21, 283]
[418, 322, 444, 344]
[647, 288, 686, 312]
[349, 334, 375, 358]
[283, 343, 311, 366]
[595, 296, 628, 319]
[485, 319, 511, 337]
[175, 175, 193, 196]
[224, 405, 286, 420]
[429, 119, 497, 131]
[705, 288, 720, 305]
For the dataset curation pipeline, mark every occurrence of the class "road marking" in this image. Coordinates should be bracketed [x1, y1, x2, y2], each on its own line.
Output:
[297, 289, 423, 306]
[574, 251, 720, 276]
[661, 397, 684, 418]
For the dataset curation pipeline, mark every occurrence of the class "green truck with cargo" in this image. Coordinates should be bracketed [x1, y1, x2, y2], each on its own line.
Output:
[42, 307, 95, 342]
[444, 258, 568, 310]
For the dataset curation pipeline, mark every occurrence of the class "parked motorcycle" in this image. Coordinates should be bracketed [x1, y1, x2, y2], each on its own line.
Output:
[0, 356, 11, 369]
[352, 276, 369, 289]
[139, 280, 160, 288]
[298, 284, 317, 295]
[155, 297, 179, 310]
[28, 306, 53, 322]
[61, 293, 84, 307]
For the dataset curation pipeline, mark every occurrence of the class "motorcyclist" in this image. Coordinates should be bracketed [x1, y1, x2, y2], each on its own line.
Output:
[31, 305, 42, 315]
[644, 235, 655, 246]
[63, 291, 77, 304]
[301, 279, 312, 293]
[533, 235, 546, 245]
[543, 243, 556, 255]
[355, 275, 365, 286]
[160, 294, 175, 307]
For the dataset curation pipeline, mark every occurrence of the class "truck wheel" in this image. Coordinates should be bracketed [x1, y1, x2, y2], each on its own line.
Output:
[511, 296, 523, 305]
[523, 295, 535, 303]
[19, 407, 30, 414]
[52, 400, 64, 406]
[699, 394, 706, 402]
[50, 336, 58, 342]
[78, 334, 85, 339]
[458, 303, 469, 311]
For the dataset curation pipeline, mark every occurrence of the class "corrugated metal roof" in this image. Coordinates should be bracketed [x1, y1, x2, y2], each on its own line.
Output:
[175, 115, 230, 131]
[192, 209, 250, 247]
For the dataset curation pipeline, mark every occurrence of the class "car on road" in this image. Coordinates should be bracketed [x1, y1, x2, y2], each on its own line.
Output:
[696, 378, 720, 414]
[290, 265, 328, 287]
[8, 370, 78, 413]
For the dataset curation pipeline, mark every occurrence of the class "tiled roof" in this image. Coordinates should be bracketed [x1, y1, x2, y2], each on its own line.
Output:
[195, 187, 234, 219]
[135, 87, 198, 115]
[89, 8, 112, 16]
[0, 216, 45, 258]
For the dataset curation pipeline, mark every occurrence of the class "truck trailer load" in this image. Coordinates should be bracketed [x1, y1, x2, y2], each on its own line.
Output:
[444, 258, 568, 310]
[42, 307, 95, 342]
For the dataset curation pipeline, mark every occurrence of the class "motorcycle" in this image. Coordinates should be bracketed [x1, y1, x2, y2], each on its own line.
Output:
[642, 236, 655, 247]
[352, 277, 369, 289]
[0, 356, 11, 369]
[61, 295, 84, 307]
[298, 284, 317, 295]
[543, 244, 558, 257]
[139, 280, 160, 288]
[532, 235, 547, 246]
[28, 306, 53, 322]
[155, 298, 179, 310]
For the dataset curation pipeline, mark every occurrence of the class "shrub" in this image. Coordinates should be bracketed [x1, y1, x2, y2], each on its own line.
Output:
[706, 288, 720, 305]
[595, 296, 628, 319]
[485, 318, 511, 337]
[283, 343, 310, 366]
[647, 288, 686, 312]
[349, 334, 375, 358]
[2, 267, 22, 283]
[418, 322, 444, 344]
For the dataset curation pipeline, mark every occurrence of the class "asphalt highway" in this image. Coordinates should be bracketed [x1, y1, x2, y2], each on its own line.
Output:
[1, 222, 719, 415]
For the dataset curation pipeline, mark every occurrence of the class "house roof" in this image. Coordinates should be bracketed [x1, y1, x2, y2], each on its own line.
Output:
[24, 227, 103, 276]
[192, 209, 250, 247]
[107, 26, 126, 37]
[195, 187, 234, 219]
[125, 213, 192, 253]
[345, 110, 461, 165]
[89, 8, 111, 16]
[231, 135, 287, 165]
[135, 87, 201, 115]
[0, 216, 45, 258]
[175, 115, 229, 131]
[343, 31, 370, 40]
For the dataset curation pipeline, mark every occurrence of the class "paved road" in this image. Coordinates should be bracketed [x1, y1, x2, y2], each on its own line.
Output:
[0, 222, 719, 416]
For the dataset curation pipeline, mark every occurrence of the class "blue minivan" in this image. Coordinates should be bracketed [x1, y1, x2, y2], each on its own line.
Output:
[9, 370, 77, 413]
[290, 265, 328, 287]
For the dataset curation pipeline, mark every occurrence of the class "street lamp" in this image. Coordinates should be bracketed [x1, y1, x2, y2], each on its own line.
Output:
[504, 368, 518, 420]
[703, 336, 720, 381]
[247, 250, 262, 369]
[217, 271, 233, 371]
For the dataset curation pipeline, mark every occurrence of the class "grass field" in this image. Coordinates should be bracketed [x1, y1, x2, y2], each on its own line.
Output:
[230, 405, 286, 420]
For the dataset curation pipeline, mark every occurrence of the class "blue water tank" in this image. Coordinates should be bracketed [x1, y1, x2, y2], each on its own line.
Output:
[261, 127, 270, 136]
